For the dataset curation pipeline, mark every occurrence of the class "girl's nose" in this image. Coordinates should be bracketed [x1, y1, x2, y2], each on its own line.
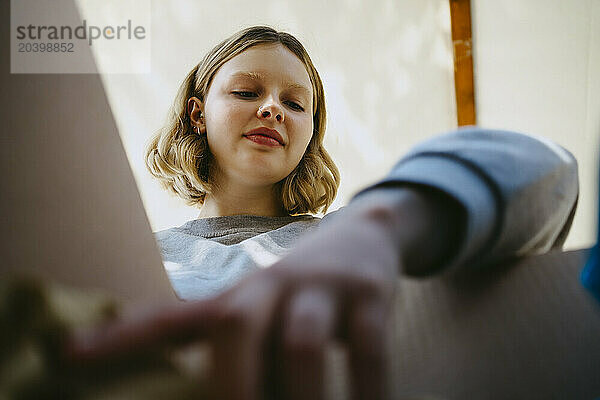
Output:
[257, 100, 284, 123]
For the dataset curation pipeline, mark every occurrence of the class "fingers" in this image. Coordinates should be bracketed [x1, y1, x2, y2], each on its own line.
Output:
[66, 266, 394, 400]
[348, 297, 390, 400]
[66, 300, 218, 362]
[67, 271, 287, 400]
[210, 275, 284, 400]
[210, 324, 263, 400]
[281, 286, 338, 400]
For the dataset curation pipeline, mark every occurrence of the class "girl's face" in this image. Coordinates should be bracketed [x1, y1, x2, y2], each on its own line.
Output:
[200, 43, 314, 189]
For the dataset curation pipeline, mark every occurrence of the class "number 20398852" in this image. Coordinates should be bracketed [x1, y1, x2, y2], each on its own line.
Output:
[18, 42, 74, 53]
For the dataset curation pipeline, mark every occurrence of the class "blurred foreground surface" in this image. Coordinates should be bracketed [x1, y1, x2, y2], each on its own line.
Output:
[1, 248, 599, 400]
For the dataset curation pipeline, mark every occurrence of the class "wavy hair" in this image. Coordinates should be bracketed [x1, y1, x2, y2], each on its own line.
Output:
[145, 26, 340, 215]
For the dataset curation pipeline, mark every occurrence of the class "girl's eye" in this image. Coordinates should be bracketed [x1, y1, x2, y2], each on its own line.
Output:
[285, 101, 305, 112]
[232, 91, 257, 98]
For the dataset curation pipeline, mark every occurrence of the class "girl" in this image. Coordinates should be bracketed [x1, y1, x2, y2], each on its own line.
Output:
[147, 26, 343, 299]
[74, 26, 578, 400]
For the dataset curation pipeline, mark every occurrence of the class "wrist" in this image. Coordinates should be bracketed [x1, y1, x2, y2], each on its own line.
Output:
[349, 185, 466, 276]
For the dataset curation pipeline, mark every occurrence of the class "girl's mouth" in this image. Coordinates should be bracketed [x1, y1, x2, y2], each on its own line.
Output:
[243, 127, 285, 146]
[244, 134, 283, 147]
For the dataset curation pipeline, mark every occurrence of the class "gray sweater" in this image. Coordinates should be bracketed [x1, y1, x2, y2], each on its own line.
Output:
[156, 128, 579, 301]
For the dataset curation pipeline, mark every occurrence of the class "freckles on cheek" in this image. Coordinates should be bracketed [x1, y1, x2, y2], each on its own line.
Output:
[206, 101, 243, 134]
[297, 116, 314, 145]
[225, 103, 252, 125]
[227, 103, 248, 118]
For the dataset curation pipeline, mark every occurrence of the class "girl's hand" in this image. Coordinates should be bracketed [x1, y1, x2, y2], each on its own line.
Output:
[67, 188, 463, 400]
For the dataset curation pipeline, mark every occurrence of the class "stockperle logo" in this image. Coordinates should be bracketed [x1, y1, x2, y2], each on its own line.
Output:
[11, 0, 151, 74]
[15, 20, 146, 46]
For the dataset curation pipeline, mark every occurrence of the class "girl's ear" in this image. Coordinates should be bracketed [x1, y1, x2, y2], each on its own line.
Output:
[187, 96, 206, 134]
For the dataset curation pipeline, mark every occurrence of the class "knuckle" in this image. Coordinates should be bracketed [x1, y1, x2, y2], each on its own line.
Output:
[283, 315, 330, 358]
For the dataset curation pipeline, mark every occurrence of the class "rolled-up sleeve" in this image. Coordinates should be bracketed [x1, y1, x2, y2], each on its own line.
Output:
[352, 127, 579, 273]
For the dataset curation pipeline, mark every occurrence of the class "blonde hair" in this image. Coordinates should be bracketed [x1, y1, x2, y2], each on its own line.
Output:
[145, 26, 340, 215]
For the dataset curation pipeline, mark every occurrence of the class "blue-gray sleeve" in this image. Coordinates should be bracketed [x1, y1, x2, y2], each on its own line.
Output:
[352, 127, 579, 273]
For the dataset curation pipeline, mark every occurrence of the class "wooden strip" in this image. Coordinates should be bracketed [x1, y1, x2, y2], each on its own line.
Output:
[450, 0, 477, 126]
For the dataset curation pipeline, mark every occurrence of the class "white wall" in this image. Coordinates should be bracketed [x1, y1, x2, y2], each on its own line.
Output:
[472, 0, 600, 248]
[77, 0, 598, 249]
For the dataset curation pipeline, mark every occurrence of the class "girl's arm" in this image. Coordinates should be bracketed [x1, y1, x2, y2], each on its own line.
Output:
[345, 126, 578, 276]
[68, 127, 579, 400]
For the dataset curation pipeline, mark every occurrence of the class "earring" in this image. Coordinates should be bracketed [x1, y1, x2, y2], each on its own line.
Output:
[193, 112, 203, 135]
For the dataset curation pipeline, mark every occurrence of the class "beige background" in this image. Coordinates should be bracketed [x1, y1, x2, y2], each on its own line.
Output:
[77, 0, 600, 249]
